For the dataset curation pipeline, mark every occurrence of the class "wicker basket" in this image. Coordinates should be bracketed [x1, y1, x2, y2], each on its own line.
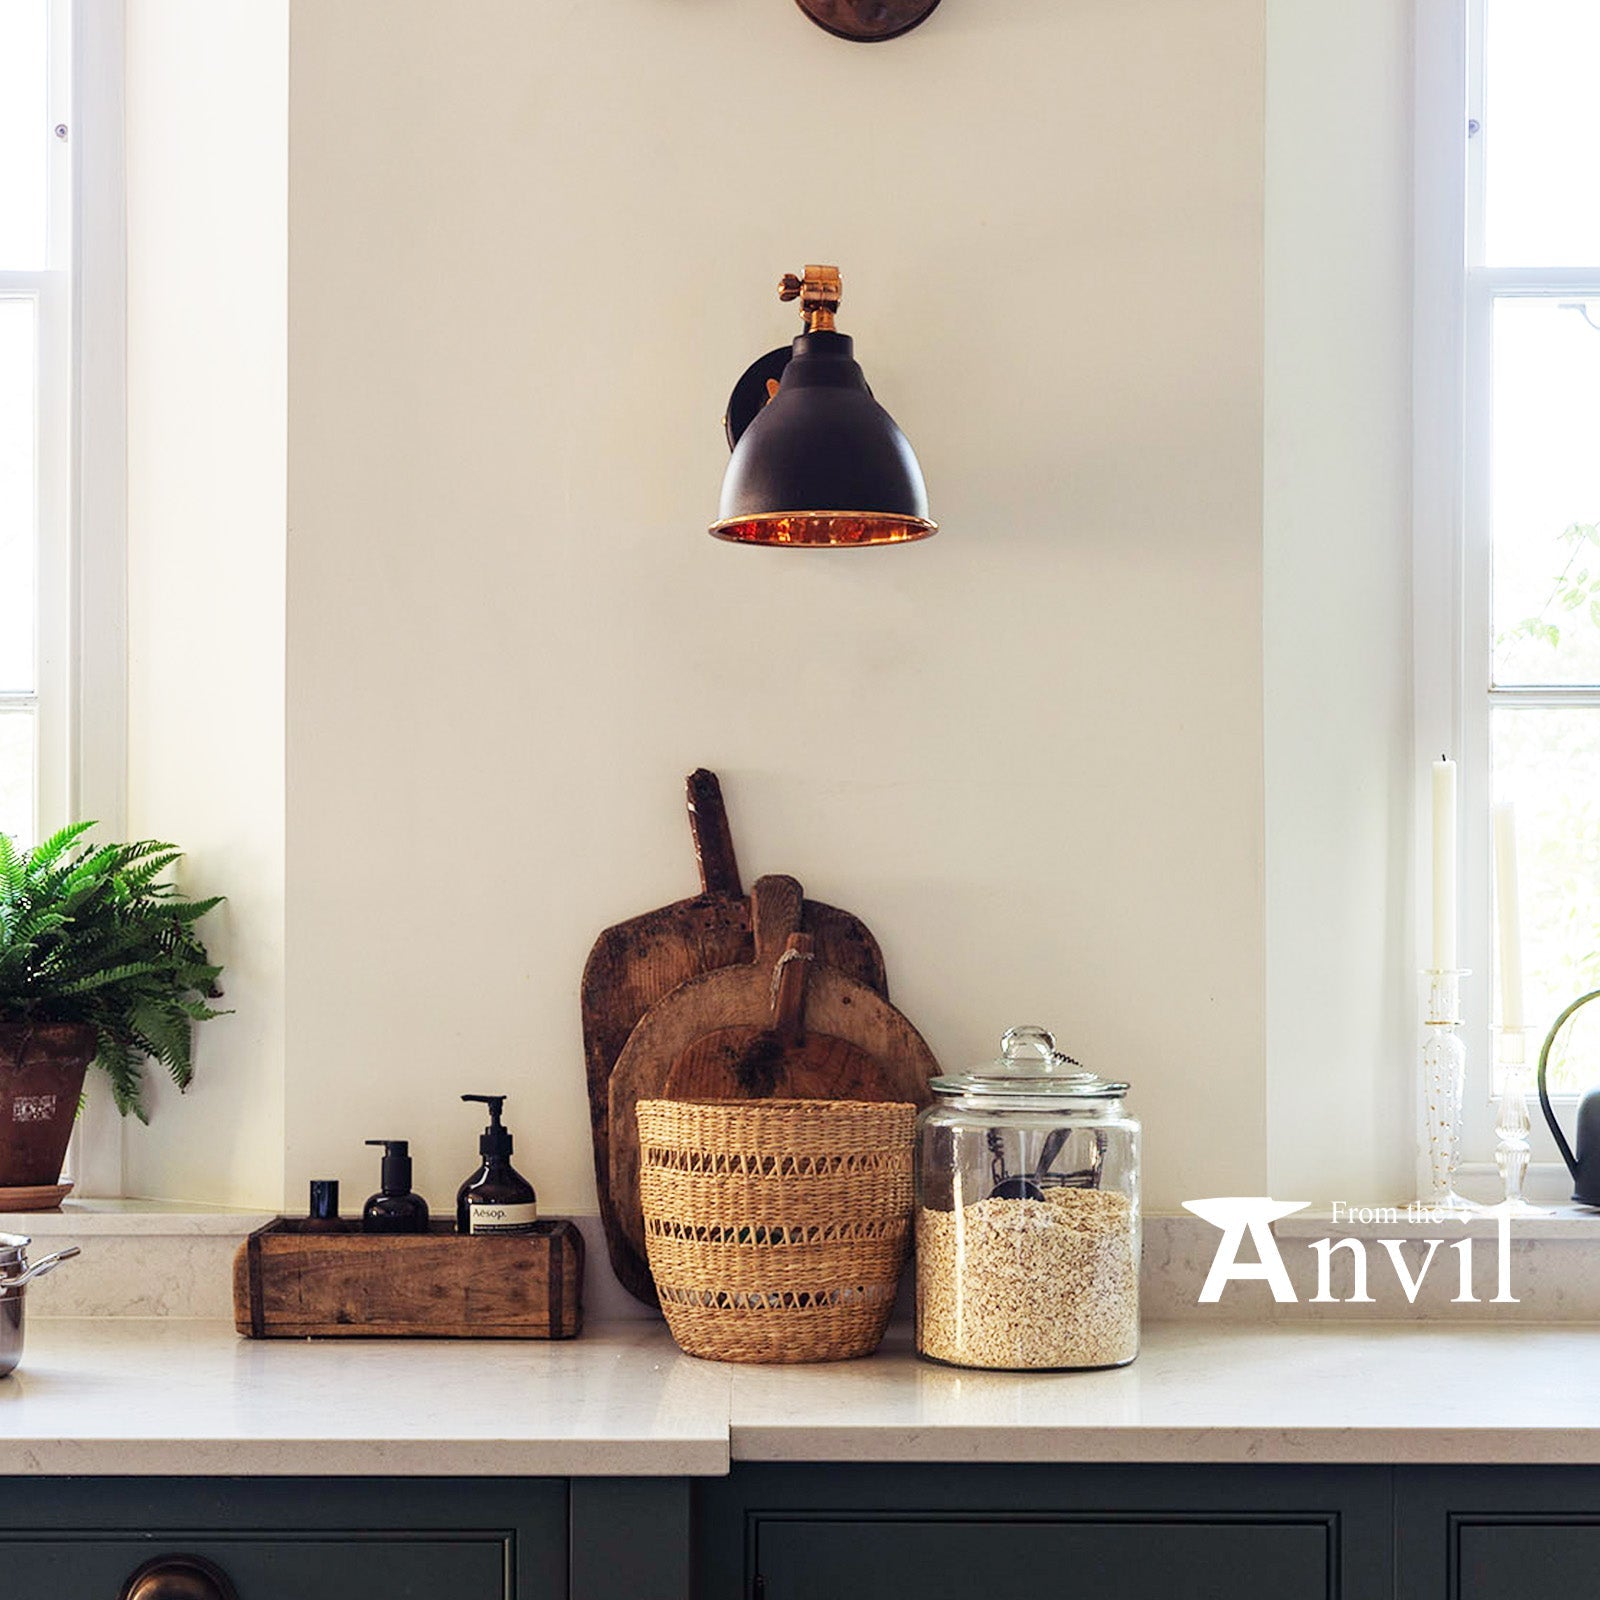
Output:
[637, 1098, 917, 1364]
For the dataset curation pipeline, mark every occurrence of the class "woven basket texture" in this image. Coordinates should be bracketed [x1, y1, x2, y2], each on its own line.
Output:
[638, 1097, 916, 1364]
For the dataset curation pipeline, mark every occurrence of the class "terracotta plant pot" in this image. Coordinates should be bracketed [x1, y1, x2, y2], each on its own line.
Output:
[0, 1023, 98, 1188]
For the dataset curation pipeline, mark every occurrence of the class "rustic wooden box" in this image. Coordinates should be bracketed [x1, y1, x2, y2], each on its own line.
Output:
[232, 1218, 583, 1339]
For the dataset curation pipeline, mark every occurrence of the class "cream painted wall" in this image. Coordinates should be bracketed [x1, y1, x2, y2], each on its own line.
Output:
[122, 0, 287, 1206]
[285, 0, 1267, 1216]
[1263, 0, 1416, 1205]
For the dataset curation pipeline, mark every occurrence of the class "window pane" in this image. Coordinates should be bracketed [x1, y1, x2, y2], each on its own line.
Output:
[1492, 706, 1600, 1092]
[0, 709, 34, 848]
[0, 2, 49, 270]
[1485, 0, 1600, 267]
[1491, 298, 1600, 686]
[0, 298, 36, 694]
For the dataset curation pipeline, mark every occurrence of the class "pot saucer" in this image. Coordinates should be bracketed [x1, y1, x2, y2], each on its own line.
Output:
[0, 1182, 73, 1212]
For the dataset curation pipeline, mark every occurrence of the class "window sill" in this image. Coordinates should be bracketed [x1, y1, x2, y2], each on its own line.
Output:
[0, 1197, 274, 1239]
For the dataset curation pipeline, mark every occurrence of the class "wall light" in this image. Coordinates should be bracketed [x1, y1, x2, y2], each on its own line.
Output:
[710, 266, 936, 549]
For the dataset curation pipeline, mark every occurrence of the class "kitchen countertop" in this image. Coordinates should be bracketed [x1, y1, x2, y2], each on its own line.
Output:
[0, 1318, 729, 1477]
[731, 1321, 1600, 1464]
[4, 1318, 1600, 1475]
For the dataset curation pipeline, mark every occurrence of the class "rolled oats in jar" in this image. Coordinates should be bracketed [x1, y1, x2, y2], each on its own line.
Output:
[914, 1027, 1140, 1370]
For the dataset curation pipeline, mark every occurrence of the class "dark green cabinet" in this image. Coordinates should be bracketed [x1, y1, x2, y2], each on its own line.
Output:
[0, 1535, 511, 1599]
[756, 1517, 1331, 1600]
[698, 1465, 1393, 1600]
[6, 1459, 1600, 1599]
[1397, 1468, 1600, 1600]
[1458, 1525, 1600, 1600]
[0, 1479, 565, 1600]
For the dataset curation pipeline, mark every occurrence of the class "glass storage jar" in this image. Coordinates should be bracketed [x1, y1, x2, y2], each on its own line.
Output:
[915, 1026, 1140, 1370]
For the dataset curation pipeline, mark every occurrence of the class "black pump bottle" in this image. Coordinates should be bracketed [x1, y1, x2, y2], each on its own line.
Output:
[362, 1139, 430, 1234]
[456, 1095, 539, 1235]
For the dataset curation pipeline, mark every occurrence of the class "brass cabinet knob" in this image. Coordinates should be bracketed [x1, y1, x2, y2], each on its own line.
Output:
[117, 1555, 239, 1600]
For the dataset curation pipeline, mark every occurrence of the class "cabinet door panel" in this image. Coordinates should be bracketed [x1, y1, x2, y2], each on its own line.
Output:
[758, 1516, 1331, 1600]
[1459, 1524, 1600, 1600]
[701, 1463, 1390, 1600]
[1396, 1467, 1600, 1600]
[0, 1478, 569, 1600]
[0, 1536, 510, 1600]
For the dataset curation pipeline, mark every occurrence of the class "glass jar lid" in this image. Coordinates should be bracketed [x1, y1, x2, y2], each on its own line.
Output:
[930, 1025, 1128, 1100]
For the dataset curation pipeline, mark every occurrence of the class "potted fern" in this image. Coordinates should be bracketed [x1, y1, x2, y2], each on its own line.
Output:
[0, 823, 225, 1197]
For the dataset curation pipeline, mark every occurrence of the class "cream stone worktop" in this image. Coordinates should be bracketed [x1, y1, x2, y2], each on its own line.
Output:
[0, 1319, 729, 1476]
[729, 1322, 1600, 1464]
[4, 1318, 1600, 1474]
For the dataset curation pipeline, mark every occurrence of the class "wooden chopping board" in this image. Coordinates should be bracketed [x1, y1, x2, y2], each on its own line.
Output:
[663, 929, 883, 1101]
[608, 874, 938, 1280]
[581, 770, 888, 1305]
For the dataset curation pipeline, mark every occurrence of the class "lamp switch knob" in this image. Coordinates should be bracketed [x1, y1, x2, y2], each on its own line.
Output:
[776, 265, 842, 332]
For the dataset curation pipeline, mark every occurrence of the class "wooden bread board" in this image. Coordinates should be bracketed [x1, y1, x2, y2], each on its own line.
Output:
[232, 1218, 583, 1339]
[609, 875, 938, 1276]
[583, 770, 887, 1305]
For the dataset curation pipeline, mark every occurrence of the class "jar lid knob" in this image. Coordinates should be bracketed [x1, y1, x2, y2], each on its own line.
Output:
[1000, 1025, 1081, 1070]
[929, 1026, 1127, 1099]
[1000, 1025, 1055, 1060]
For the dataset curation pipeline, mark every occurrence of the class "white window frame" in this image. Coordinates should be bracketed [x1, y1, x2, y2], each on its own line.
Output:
[72, 0, 127, 846]
[1, 1, 123, 1193]
[1, 6, 125, 864]
[1, 1, 73, 839]
[54, 1, 129, 1196]
[1415, 0, 1600, 1185]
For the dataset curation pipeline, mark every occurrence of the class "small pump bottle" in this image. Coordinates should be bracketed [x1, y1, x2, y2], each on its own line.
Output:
[361, 1139, 430, 1234]
[305, 1179, 341, 1233]
[456, 1094, 539, 1235]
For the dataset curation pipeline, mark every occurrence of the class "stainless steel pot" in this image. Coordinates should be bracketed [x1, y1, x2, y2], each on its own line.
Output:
[0, 1233, 80, 1378]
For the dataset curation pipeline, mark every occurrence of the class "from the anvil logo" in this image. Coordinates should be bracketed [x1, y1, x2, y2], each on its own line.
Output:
[1181, 1198, 1519, 1305]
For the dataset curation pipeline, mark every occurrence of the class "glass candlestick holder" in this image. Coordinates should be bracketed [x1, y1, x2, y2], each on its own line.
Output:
[1492, 1025, 1550, 1215]
[1418, 969, 1473, 1211]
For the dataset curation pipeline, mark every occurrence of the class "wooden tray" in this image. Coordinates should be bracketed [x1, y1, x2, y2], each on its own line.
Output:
[232, 1218, 583, 1339]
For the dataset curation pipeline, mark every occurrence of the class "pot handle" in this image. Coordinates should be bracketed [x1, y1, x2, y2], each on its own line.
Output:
[0, 1244, 80, 1290]
[1537, 989, 1600, 1180]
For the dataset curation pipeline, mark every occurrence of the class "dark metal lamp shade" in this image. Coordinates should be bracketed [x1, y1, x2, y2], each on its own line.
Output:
[710, 276, 936, 548]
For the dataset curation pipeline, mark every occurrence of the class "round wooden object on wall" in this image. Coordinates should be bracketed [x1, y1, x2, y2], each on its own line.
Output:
[794, 0, 942, 42]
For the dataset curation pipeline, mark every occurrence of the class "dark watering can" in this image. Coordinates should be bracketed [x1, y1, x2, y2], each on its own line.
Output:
[1537, 988, 1600, 1206]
